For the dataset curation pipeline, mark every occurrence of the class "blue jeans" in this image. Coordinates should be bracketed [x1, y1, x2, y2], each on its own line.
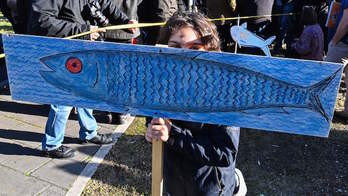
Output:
[42, 105, 98, 151]
[274, 2, 294, 52]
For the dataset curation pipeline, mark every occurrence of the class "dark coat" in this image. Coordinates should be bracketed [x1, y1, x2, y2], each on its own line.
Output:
[146, 118, 240, 196]
[236, 0, 274, 24]
[104, 0, 143, 41]
[138, 0, 177, 45]
[0, 0, 29, 34]
[27, 0, 129, 38]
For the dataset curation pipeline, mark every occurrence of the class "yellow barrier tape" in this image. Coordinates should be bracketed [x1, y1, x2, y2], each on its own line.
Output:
[208, 13, 296, 22]
[65, 22, 166, 39]
[67, 13, 296, 39]
[0, 12, 296, 59]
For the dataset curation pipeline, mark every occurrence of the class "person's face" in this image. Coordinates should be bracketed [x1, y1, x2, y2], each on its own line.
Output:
[168, 27, 206, 51]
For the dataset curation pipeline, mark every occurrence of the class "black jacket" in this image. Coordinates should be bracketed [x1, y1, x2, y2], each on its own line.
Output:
[138, 0, 177, 45]
[104, 0, 143, 41]
[236, 0, 274, 24]
[146, 118, 240, 196]
[0, 0, 29, 34]
[27, 0, 129, 38]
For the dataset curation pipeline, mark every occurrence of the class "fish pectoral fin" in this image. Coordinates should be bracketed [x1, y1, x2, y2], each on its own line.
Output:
[240, 107, 290, 117]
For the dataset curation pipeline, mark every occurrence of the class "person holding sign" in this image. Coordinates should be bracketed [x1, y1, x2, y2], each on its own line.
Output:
[27, 0, 136, 158]
[145, 12, 247, 196]
[326, 0, 348, 117]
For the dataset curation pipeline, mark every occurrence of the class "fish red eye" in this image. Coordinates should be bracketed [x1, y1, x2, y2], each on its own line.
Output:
[66, 57, 82, 73]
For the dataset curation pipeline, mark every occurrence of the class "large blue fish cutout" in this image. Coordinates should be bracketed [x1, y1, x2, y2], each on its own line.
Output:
[40, 50, 335, 122]
[230, 23, 275, 57]
[2, 34, 343, 137]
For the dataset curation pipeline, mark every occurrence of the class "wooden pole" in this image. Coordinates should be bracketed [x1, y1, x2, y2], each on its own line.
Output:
[152, 139, 163, 196]
[234, 15, 240, 54]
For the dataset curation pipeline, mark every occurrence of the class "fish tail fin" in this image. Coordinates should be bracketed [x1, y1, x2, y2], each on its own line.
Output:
[307, 69, 341, 122]
[264, 36, 276, 46]
[261, 46, 272, 57]
[260, 36, 275, 57]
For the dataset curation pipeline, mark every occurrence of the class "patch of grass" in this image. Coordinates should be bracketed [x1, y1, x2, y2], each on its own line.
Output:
[82, 117, 151, 196]
[0, 12, 13, 34]
[84, 115, 348, 195]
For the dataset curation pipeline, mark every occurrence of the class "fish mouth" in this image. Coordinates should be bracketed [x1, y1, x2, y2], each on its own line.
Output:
[39, 57, 59, 85]
[39, 57, 56, 72]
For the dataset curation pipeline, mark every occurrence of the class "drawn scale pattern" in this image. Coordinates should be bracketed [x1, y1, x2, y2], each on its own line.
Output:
[86, 51, 328, 114]
[2, 34, 343, 137]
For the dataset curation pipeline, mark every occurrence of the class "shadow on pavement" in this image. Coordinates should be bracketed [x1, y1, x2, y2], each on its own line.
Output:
[0, 129, 80, 144]
[0, 100, 117, 125]
[0, 141, 42, 156]
[0, 100, 49, 117]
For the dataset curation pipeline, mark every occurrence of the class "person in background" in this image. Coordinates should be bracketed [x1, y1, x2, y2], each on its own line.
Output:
[27, 0, 136, 158]
[326, 0, 348, 117]
[138, 0, 177, 45]
[0, 0, 28, 93]
[145, 12, 247, 196]
[206, 0, 237, 52]
[105, 0, 142, 44]
[236, 0, 274, 55]
[273, 0, 297, 55]
[291, 6, 324, 61]
[0, 0, 28, 34]
[101, 0, 143, 125]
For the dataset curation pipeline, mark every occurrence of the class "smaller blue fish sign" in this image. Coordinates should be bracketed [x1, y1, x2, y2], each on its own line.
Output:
[2, 34, 344, 137]
[230, 23, 275, 57]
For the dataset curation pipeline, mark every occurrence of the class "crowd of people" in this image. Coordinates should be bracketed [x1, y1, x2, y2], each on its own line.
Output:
[0, 0, 347, 195]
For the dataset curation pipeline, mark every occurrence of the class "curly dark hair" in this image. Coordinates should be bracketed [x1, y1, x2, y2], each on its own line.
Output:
[157, 12, 221, 51]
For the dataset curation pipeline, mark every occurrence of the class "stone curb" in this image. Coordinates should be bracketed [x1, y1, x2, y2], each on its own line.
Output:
[66, 116, 135, 196]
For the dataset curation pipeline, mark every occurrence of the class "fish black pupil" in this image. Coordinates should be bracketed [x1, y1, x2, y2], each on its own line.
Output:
[66, 57, 82, 73]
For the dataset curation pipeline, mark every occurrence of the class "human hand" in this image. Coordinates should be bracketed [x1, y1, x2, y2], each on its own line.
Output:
[145, 118, 171, 143]
[89, 25, 106, 41]
[127, 19, 138, 34]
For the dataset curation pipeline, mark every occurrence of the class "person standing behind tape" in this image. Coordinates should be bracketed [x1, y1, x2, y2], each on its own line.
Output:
[138, 0, 177, 45]
[325, 0, 348, 117]
[326, 0, 348, 62]
[0, 0, 29, 93]
[27, 0, 136, 159]
[325, 0, 348, 118]
[100, 0, 142, 125]
[235, 0, 274, 55]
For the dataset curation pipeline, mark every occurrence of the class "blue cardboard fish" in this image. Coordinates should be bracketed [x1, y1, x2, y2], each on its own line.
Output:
[40, 50, 336, 123]
[2, 34, 343, 137]
[230, 23, 275, 57]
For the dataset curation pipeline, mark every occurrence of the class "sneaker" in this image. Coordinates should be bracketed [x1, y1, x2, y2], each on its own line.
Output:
[81, 133, 113, 144]
[233, 168, 247, 196]
[44, 145, 75, 159]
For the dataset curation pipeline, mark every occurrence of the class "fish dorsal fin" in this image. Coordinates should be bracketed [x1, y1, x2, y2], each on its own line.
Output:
[241, 22, 247, 29]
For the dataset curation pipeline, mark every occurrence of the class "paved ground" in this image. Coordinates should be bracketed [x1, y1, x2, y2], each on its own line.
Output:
[0, 94, 128, 196]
